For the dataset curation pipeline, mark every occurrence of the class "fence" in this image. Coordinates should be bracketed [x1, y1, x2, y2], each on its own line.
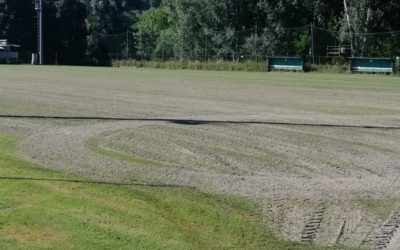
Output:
[92, 25, 400, 65]
[11, 25, 400, 66]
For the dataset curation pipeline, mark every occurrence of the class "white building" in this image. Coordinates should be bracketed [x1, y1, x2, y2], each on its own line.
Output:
[0, 39, 20, 63]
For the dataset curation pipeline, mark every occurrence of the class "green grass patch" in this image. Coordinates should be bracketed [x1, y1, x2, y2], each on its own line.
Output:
[0, 134, 348, 249]
[358, 198, 399, 221]
[87, 138, 171, 171]
[98, 146, 160, 165]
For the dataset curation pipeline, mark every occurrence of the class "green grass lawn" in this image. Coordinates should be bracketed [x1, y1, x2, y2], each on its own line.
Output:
[0, 134, 349, 250]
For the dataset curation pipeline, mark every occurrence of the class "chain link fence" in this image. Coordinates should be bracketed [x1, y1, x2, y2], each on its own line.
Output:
[93, 26, 399, 63]
[11, 25, 400, 67]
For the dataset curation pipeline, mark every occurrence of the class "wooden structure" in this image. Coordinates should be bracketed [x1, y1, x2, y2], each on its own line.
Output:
[326, 45, 351, 57]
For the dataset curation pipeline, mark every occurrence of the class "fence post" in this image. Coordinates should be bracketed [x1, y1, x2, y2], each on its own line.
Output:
[205, 31, 208, 62]
[255, 25, 258, 61]
[311, 23, 315, 64]
[126, 31, 129, 59]
[160, 31, 164, 61]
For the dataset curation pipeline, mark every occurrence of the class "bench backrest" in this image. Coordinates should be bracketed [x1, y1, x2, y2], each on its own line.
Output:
[350, 57, 394, 74]
[267, 57, 304, 71]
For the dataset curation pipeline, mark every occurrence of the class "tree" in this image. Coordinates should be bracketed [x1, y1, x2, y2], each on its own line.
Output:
[0, 0, 398, 64]
[341, 0, 390, 56]
[136, 6, 173, 59]
[86, 0, 132, 65]
[0, 0, 36, 53]
[56, 0, 88, 64]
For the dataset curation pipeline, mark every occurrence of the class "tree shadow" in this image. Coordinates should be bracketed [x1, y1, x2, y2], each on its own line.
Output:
[1, 114, 399, 129]
[0, 176, 182, 188]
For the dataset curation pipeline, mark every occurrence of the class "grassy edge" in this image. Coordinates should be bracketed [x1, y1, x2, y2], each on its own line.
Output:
[113, 60, 268, 72]
[0, 133, 354, 250]
[112, 59, 400, 76]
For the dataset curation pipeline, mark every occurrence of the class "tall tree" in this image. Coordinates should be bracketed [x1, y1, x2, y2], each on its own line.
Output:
[341, 0, 385, 56]
[56, 0, 88, 64]
[0, 0, 36, 54]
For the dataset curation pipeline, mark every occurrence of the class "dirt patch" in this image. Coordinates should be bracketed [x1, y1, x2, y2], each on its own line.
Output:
[90, 123, 400, 178]
[1, 224, 68, 245]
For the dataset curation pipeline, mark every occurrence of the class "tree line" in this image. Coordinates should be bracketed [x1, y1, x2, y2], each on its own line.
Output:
[0, 0, 399, 65]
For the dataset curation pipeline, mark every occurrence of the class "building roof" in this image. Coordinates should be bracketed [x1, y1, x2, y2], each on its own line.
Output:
[0, 39, 20, 51]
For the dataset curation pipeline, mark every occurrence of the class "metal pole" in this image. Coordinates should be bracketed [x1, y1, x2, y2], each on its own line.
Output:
[205, 32, 208, 62]
[311, 23, 315, 64]
[40, 0, 43, 64]
[36, 0, 43, 65]
[255, 25, 257, 61]
[126, 31, 129, 59]
[162, 33, 165, 61]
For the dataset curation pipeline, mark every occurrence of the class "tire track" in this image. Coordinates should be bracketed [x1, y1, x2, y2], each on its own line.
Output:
[376, 207, 400, 249]
[300, 204, 326, 243]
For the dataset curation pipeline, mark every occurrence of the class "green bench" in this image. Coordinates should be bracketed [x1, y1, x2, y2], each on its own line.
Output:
[267, 57, 304, 72]
[349, 57, 394, 74]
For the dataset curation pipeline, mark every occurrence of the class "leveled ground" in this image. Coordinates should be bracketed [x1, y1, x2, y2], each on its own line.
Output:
[1, 65, 400, 249]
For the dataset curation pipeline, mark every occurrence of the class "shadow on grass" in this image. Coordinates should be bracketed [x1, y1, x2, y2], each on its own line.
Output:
[0, 176, 182, 188]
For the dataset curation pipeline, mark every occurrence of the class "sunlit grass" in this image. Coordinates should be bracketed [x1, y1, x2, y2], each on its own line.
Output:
[0, 134, 350, 250]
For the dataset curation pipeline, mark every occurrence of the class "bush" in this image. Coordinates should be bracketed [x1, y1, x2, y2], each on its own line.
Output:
[113, 59, 267, 72]
[306, 63, 349, 73]
[113, 59, 399, 76]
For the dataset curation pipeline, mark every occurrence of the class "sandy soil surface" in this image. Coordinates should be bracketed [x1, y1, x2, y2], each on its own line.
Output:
[1, 66, 400, 249]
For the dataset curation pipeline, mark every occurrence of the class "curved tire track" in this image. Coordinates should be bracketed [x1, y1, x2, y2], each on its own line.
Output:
[15, 120, 400, 249]
[17, 121, 396, 199]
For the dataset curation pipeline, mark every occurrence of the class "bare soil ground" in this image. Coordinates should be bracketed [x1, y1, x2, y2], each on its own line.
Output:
[1, 65, 400, 249]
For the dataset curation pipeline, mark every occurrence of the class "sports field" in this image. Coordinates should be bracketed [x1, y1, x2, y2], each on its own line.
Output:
[1, 65, 400, 249]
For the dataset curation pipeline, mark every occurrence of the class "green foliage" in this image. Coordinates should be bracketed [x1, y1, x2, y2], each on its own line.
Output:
[340, 0, 400, 57]
[307, 64, 349, 74]
[135, 7, 175, 59]
[112, 58, 377, 75]
[113, 59, 267, 72]
[56, 0, 87, 65]
[136, 7, 172, 32]
[0, 0, 399, 65]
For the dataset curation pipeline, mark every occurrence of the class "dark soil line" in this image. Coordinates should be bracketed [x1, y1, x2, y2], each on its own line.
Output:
[0, 176, 182, 188]
[1, 114, 400, 130]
